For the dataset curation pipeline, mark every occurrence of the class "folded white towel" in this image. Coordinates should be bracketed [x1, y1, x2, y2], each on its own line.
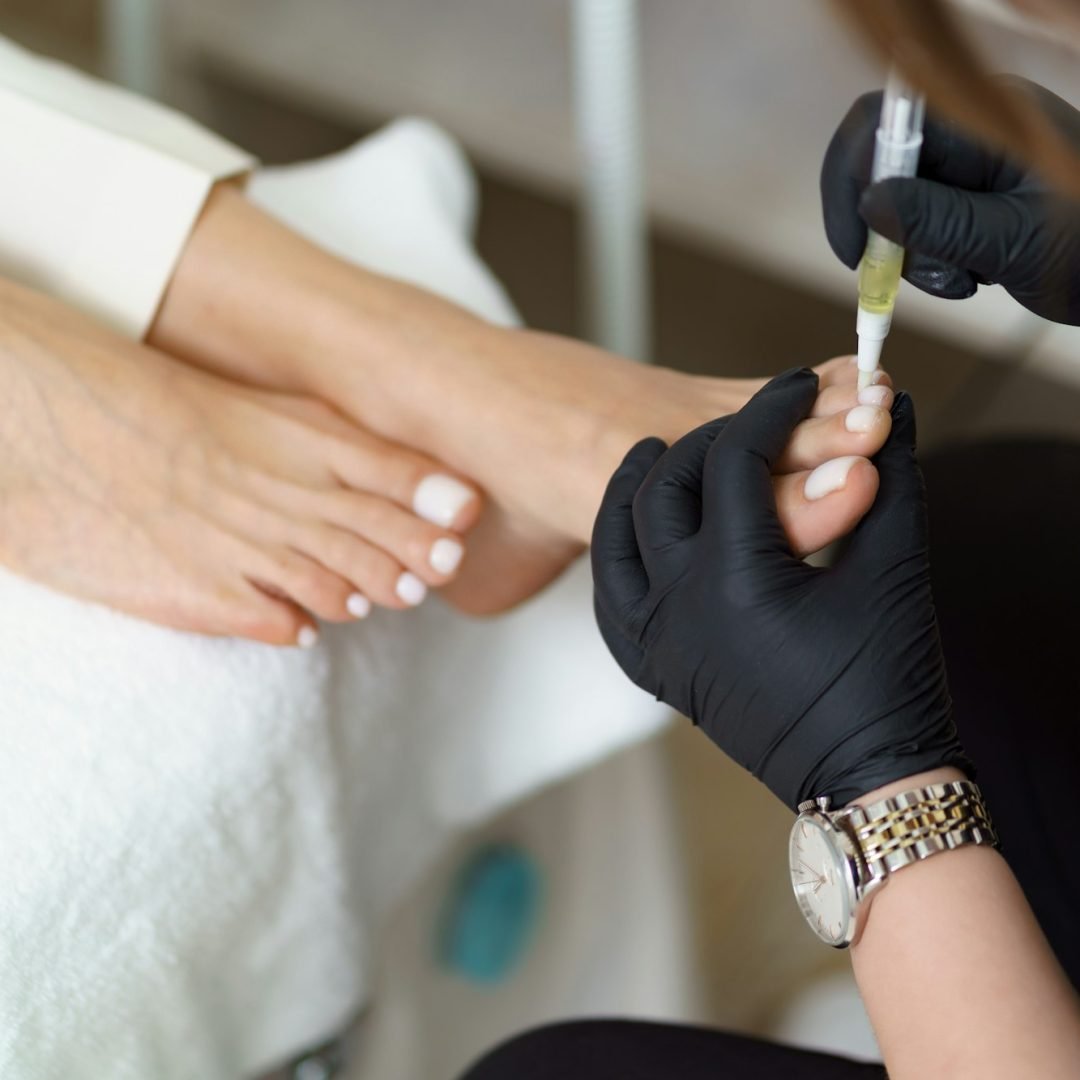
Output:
[0, 118, 670, 1079]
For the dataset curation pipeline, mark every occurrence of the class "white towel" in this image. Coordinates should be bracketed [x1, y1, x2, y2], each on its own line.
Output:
[0, 118, 670, 1079]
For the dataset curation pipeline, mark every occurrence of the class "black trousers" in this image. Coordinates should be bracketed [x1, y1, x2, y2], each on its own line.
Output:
[459, 440, 1080, 1079]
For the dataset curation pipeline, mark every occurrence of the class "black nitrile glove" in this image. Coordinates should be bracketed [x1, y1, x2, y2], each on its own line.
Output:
[822, 78, 1080, 324]
[591, 369, 971, 811]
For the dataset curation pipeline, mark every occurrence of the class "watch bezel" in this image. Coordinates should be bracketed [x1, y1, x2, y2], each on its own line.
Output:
[789, 808, 863, 948]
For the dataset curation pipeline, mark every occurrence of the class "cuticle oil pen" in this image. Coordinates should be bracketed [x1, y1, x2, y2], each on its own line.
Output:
[856, 72, 926, 389]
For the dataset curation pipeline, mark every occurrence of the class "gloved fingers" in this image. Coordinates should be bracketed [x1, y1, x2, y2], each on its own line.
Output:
[836, 393, 928, 581]
[632, 417, 728, 560]
[821, 90, 1015, 274]
[821, 90, 882, 269]
[593, 595, 646, 682]
[902, 252, 979, 301]
[860, 177, 1033, 286]
[915, 110, 1008, 190]
[702, 369, 818, 556]
[591, 436, 668, 624]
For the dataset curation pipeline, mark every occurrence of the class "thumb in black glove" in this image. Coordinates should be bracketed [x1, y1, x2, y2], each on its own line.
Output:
[592, 368, 971, 811]
[822, 77, 1080, 325]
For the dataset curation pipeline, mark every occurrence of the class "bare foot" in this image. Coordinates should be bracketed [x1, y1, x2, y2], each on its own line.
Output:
[0, 281, 481, 643]
[437, 350, 892, 613]
[144, 186, 892, 613]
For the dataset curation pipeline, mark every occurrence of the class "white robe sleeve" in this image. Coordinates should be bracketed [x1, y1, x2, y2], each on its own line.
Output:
[0, 36, 256, 338]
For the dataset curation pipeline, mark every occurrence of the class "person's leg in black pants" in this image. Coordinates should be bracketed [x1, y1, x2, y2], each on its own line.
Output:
[458, 1021, 885, 1080]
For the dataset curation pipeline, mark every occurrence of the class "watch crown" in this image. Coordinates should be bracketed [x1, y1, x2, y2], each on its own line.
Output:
[796, 795, 834, 814]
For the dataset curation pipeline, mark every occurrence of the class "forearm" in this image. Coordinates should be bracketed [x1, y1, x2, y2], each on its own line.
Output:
[850, 770, 1080, 1079]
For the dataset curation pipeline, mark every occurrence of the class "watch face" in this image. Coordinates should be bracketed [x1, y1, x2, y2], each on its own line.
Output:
[789, 813, 857, 947]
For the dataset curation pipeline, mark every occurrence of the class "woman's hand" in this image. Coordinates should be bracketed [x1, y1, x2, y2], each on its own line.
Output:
[822, 78, 1080, 324]
[591, 368, 970, 810]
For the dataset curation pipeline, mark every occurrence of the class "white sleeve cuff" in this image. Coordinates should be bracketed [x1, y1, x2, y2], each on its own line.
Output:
[0, 37, 257, 339]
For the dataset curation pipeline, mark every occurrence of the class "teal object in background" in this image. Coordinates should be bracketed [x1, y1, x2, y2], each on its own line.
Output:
[438, 845, 544, 985]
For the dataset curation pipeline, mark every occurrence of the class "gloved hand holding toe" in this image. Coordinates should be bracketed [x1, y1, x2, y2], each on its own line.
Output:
[592, 368, 971, 810]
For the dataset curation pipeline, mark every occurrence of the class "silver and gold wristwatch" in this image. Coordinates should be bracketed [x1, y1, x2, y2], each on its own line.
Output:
[788, 779, 998, 948]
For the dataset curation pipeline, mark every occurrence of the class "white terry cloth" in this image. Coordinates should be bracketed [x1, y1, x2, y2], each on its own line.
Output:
[0, 118, 672, 1079]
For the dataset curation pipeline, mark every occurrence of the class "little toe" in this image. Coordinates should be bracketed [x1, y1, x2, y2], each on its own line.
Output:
[252, 547, 362, 625]
[227, 581, 320, 648]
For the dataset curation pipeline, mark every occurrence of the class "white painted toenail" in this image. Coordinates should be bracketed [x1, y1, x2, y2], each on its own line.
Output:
[844, 405, 881, 433]
[396, 571, 428, 606]
[346, 593, 372, 619]
[857, 386, 890, 407]
[805, 456, 861, 501]
[413, 475, 475, 528]
[297, 626, 319, 649]
[429, 538, 464, 575]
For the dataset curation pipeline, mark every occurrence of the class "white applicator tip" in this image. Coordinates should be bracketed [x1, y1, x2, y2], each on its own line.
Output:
[857, 333, 883, 372]
[855, 308, 890, 391]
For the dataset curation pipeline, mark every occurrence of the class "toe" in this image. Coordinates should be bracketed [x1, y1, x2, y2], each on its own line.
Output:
[773, 457, 879, 557]
[327, 429, 482, 530]
[252, 547, 361, 624]
[813, 354, 859, 386]
[227, 584, 320, 647]
[321, 491, 468, 585]
[775, 392, 893, 473]
[812, 371, 894, 417]
[300, 523, 427, 610]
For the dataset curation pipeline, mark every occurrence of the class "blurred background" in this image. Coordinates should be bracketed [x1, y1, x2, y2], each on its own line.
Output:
[7, 2, 1080, 1077]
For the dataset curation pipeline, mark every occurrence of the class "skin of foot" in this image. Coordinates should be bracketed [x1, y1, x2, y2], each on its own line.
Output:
[0, 279, 482, 644]
[437, 352, 890, 613]
[150, 187, 894, 613]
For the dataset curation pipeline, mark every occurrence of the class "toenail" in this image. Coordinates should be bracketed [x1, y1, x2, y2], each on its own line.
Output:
[429, 538, 464, 575]
[396, 571, 428, 606]
[346, 593, 372, 619]
[297, 625, 320, 649]
[413, 475, 476, 528]
[844, 405, 881, 433]
[857, 386, 891, 407]
[805, 456, 861, 501]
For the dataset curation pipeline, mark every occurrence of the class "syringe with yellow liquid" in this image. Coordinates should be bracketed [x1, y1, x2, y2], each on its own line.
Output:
[856, 74, 926, 390]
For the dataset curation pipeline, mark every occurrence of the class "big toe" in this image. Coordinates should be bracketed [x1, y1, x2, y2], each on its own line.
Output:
[774, 457, 879, 557]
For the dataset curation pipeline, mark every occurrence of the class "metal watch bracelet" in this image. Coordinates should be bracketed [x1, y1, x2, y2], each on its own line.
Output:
[844, 778, 999, 876]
